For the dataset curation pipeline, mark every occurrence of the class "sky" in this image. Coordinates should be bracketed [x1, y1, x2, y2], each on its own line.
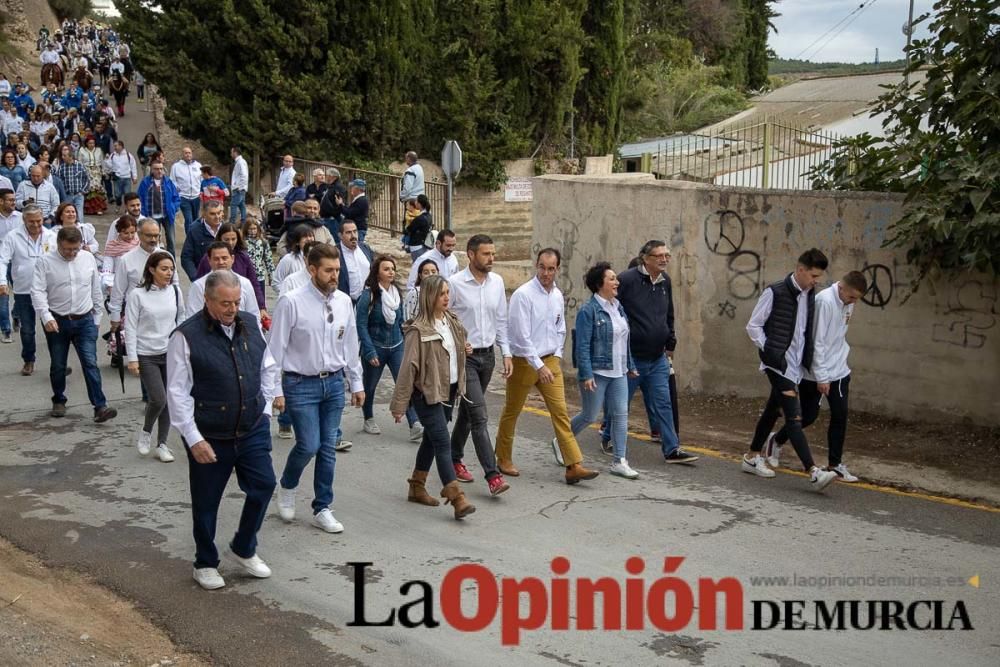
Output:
[770, 0, 936, 64]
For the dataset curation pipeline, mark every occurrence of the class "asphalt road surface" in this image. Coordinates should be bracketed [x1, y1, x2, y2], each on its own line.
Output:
[0, 315, 998, 667]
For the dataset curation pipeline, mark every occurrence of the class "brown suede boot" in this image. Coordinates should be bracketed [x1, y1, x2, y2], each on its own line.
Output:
[440, 481, 476, 519]
[407, 470, 440, 506]
[565, 463, 600, 485]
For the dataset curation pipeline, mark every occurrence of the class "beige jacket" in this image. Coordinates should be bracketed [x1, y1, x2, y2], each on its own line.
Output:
[390, 312, 467, 413]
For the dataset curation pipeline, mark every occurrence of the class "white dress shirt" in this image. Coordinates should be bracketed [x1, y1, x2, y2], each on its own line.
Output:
[746, 274, 810, 383]
[340, 243, 370, 301]
[804, 283, 854, 384]
[170, 159, 202, 199]
[15, 180, 60, 217]
[231, 155, 248, 191]
[106, 150, 137, 180]
[267, 282, 364, 392]
[0, 225, 56, 294]
[31, 249, 102, 325]
[274, 252, 306, 292]
[109, 245, 177, 321]
[593, 295, 630, 378]
[434, 315, 460, 384]
[166, 323, 280, 448]
[508, 277, 566, 370]
[51, 223, 99, 254]
[278, 266, 310, 296]
[124, 283, 185, 361]
[405, 247, 459, 289]
[447, 268, 510, 355]
[0, 210, 22, 242]
[274, 166, 296, 198]
[186, 272, 260, 320]
[0, 174, 12, 191]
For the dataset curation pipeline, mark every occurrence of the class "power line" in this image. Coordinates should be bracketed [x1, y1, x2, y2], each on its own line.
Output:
[792, 0, 879, 61]
[805, 0, 882, 61]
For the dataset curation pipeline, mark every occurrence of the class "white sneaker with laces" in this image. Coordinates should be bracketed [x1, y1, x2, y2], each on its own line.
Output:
[228, 550, 272, 578]
[192, 567, 225, 590]
[610, 459, 639, 479]
[742, 454, 775, 478]
[409, 423, 424, 442]
[312, 508, 344, 533]
[136, 430, 151, 456]
[278, 487, 296, 522]
[763, 432, 781, 467]
[830, 463, 858, 483]
[363, 419, 381, 435]
[551, 437, 565, 466]
[334, 439, 353, 452]
[810, 467, 837, 492]
[156, 444, 175, 462]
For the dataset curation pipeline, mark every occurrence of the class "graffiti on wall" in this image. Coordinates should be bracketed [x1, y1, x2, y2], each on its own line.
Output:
[704, 209, 762, 306]
[860, 263, 894, 309]
[931, 280, 998, 349]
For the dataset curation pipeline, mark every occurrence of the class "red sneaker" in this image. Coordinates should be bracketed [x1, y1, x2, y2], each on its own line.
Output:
[487, 474, 510, 496]
[453, 461, 474, 483]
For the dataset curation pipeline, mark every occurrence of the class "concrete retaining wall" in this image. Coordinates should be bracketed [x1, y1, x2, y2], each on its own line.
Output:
[532, 175, 1000, 426]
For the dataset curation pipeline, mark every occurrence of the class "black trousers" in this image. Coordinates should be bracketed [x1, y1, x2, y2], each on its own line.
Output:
[749, 369, 816, 471]
[775, 375, 851, 467]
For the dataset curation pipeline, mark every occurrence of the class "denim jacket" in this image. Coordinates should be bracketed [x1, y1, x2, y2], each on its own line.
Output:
[574, 295, 636, 381]
[356, 287, 404, 362]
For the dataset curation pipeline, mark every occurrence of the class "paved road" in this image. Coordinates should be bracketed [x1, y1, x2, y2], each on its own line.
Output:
[3, 100, 998, 666]
[0, 323, 998, 666]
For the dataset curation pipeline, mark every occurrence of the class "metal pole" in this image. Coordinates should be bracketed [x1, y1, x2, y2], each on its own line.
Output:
[446, 175, 453, 231]
[762, 116, 772, 189]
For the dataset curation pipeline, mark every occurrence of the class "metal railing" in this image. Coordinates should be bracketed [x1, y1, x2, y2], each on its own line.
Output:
[278, 158, 448, 235]
[636, 119, 842, 190]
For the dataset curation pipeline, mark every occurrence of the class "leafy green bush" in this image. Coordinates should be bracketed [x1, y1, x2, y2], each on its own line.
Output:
[48, 0, 93, 21]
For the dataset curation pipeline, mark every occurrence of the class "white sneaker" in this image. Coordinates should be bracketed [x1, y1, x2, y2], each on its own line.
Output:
[312, 508, 344, 533]
[192, 567, 225, 590]
[136, 430, 151, 456]
[156, 444, 175, 463]
[228, 550, 272, 578]
[277, 424, 293, 439]
[742, 454, 775, 478]
[763, 432, 781, 467]
[334, 439, 353, 452]
[551, 437, 565, 466]
[830, 463, 859, 483]
[363, 419, 381, 435]
[409, 423, 424, 442]
[810, 467, 837, 492]
[277, 487, 296, 522]
[610, 459, 639, 479]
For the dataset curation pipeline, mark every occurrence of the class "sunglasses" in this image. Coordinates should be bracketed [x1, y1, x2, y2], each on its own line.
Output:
[326, 302, 333, 324]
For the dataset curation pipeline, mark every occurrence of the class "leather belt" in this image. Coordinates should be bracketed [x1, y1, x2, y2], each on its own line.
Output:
[471, 347, 493, 354]
[285, 370, 343, 379]
[51, 312, 90, 320]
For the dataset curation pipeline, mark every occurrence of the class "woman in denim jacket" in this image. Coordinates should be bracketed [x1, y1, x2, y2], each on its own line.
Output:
[356, 255, 423, 442]
[570, 262, 640, 479]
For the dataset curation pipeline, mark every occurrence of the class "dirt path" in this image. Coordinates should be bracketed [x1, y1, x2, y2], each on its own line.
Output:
[0, 537, 206, 666]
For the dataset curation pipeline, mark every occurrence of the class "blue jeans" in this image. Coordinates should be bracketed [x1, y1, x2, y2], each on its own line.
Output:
[13, 293, 36, 362]
[156, 216, 175, 257]
[358, 228, 367, 244]
[362, 343, 416, 425]
[44, 315, 107, 408]
[628, 355, 680, 456]
[571, 374, 629, 460]
[69, 192, 85, 224]
[279, 372, 345, 514]
[113, 176, 131, 205]
[180, 197, 200, 233]
[0, 291, 9, 335]
[412, 387, 457, 486]
[229, 190, 246, 225]
[186, 414, 275, 569]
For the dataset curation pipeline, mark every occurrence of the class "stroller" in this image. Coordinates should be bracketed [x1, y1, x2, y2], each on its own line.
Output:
[259, 194, 286, 247]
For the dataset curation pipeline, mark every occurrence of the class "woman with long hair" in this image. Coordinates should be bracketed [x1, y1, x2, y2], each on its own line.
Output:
[390, 275, 475, 520]
[135, 132, 161, 177]
[100, 214, 139, 293]
[0, 149, 27, 190]
[193, 222, 266, 313]
[356, 255, 423, 441]
[403, 258, 438, 321]
[241, 217, 274, 293]
[51, 202, 99, 253]
[77, 135, 106, 215]
[124, 251, 184, 462]
[402, 194, 432, 260]
[273, 223, 314, 291]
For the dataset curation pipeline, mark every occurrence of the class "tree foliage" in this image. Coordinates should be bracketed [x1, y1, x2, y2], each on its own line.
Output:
[812, 0, 1000, 278]
[117, 0, 775, 188]
[48, 0, 93, 21]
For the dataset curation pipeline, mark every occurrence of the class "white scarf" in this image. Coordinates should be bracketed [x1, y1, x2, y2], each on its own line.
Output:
[380, 284, 400, 325]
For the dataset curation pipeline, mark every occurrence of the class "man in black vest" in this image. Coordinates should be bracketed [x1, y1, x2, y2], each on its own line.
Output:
[743, 248, 837, 492]
[167, 269, 283, 590]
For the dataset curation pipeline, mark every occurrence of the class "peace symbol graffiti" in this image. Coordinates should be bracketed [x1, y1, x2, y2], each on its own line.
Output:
[861, 264, 893, 308]
[704, 209, 745, 256]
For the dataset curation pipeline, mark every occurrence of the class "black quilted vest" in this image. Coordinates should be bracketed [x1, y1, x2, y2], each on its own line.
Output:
[759, 274, 815, 373]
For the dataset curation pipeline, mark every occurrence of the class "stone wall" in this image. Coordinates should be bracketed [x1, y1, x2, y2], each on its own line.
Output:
[532, 175, 1000, 426]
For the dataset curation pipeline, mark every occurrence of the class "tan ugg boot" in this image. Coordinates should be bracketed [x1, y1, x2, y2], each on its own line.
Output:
[440, 481, 476, 519]
[407, 470, 440, 506]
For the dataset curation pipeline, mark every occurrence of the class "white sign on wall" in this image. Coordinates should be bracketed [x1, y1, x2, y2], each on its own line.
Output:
[504, 177, 533, 203]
